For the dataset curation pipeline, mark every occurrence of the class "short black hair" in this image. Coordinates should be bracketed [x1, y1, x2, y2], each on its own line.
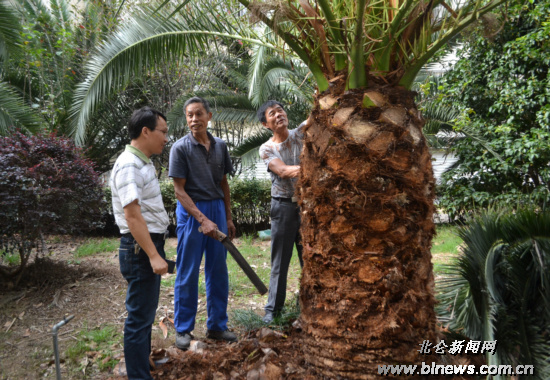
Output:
[184, 97, 211, 114]
[128, 106, 167, 140]
[257, 100, 284, 123]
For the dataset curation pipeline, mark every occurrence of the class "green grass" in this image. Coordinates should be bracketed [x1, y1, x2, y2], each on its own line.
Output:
[0, 250, 20, 265]
[47, 236, 65, 244]
[226, 237, 301, 297]
[75, 238, 119, 258]
[160, 246, 179, 287]
[165, 246, 177, 259]
[227, 238, 271, 296]
[240, 233, 255, 245]
[227, 236, 302, 332]
[66, 324, 122, 371]
[160, 263, 206, 293]
[431, 224, 462, 275]
[432, 225, 462, 255]
[231, 293, 300, 332]
[161, 275, 177, 288]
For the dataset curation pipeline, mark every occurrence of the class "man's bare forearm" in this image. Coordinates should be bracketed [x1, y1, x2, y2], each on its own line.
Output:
[220, 175, 232, 221]
[269, 159, 300, 179]
[174, 187, 207, 223]
[172, 178, 218, 236]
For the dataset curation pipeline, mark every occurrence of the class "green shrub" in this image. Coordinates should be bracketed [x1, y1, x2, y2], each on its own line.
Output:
[436, 208, 550, 378]
[229, 177, 271, 236]
[159, 179, 177, 228]
[103, 177, 271, 237]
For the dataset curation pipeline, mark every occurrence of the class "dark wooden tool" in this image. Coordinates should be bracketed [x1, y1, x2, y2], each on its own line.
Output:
[199, 227, 268, 295]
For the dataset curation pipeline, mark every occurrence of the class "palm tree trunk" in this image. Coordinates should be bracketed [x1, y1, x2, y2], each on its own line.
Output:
[297, 79, 437, 379]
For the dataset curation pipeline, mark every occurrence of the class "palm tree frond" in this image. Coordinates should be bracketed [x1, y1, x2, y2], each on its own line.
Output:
[50, 0, 71, 31]
[248, 44, 267, 105]
[0, 1, 22, 61]
[70, 4, 277, 144]
[0, 81, 42, 134]
[232, 129, 271, 160]
[437, 208, 550, 377]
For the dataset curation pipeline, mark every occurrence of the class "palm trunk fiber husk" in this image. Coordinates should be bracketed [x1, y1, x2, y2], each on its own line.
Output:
[297, 78, 438, 379]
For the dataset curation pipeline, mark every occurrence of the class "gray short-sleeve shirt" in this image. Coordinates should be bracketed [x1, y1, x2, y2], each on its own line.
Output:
[259, 122, 305, 198]
[168, 132, 233, 202]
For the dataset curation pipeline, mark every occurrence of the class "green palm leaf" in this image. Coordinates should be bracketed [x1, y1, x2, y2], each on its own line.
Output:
[235, 0, 506, 90]
[437, 208, 550, 379]
[71, 0, 509, 143]
[232, 129, 272, 164]
[50, 0, 71, 32]
[421, 100, 460, 147]
[253, 59, 312, 106]
[14, 0, 50, 19]
[167, 91, 258, 136]
[0, 82, 42, 134]
[248, 44, 268, 105]
[0, 1, 22, 62]
[70, 4, 277, 144]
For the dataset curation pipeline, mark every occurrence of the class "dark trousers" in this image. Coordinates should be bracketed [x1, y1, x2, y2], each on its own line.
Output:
[119, 234, 165, 380]
[265, 198, 303, 314]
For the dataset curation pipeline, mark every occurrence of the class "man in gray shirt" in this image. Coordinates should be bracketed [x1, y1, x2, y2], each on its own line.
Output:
[258, 100, 310, 323]
[169, 97, 237, 349]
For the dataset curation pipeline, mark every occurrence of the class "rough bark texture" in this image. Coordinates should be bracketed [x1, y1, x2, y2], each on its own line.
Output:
[297, 78, 437, 379]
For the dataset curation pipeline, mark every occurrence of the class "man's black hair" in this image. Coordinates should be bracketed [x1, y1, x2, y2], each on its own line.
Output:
[257, 100, 285, 124]
[184, 96, 211, 114]
[128, 106, 167, 140]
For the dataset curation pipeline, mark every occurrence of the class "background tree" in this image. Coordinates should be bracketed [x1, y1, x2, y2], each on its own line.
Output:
[0, 0, 129, 136]
[69, 0, 507, 376]
[83, 55, 229, 172]
[0, 1, 42, 133]
[166, 45, 314, 164]
[0, 132, 106, 287]
[435, 0, 550, 219]
[6, 0, 99, 134]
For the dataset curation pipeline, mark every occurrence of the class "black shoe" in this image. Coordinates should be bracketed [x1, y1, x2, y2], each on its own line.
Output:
[206, 329, 238, 342]
[175, 332, 193, 350]
[262, 312, 275, 324]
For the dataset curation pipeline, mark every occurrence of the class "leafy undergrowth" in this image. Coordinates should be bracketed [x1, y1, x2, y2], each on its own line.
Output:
[66, 325, 121, 372]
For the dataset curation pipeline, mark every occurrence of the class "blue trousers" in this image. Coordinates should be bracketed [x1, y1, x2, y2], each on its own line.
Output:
[119, 234, 165, 380]
[174, 199, 229, 333]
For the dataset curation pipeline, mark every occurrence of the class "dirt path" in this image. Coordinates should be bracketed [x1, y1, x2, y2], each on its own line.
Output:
[0, 236, 128, 379]
[0, 236, 314, 380]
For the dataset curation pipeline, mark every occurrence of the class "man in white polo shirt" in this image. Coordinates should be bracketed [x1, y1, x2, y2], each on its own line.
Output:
[110, 106, 170, 380]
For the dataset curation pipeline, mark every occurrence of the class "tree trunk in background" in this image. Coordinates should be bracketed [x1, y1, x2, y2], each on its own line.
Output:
[297, 78, 437, 379]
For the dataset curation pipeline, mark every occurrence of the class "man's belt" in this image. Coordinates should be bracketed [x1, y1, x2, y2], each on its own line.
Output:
[121, 231, 168, 241]
[272, 196, 298, 203]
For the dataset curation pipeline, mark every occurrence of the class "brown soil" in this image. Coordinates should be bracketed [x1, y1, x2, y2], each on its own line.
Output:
[0, 236, 315, 380]
[0, 236, 478, 380]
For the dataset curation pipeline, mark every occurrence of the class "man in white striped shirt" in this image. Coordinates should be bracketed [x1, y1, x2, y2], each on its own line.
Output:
[110, 106, 170, 380]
